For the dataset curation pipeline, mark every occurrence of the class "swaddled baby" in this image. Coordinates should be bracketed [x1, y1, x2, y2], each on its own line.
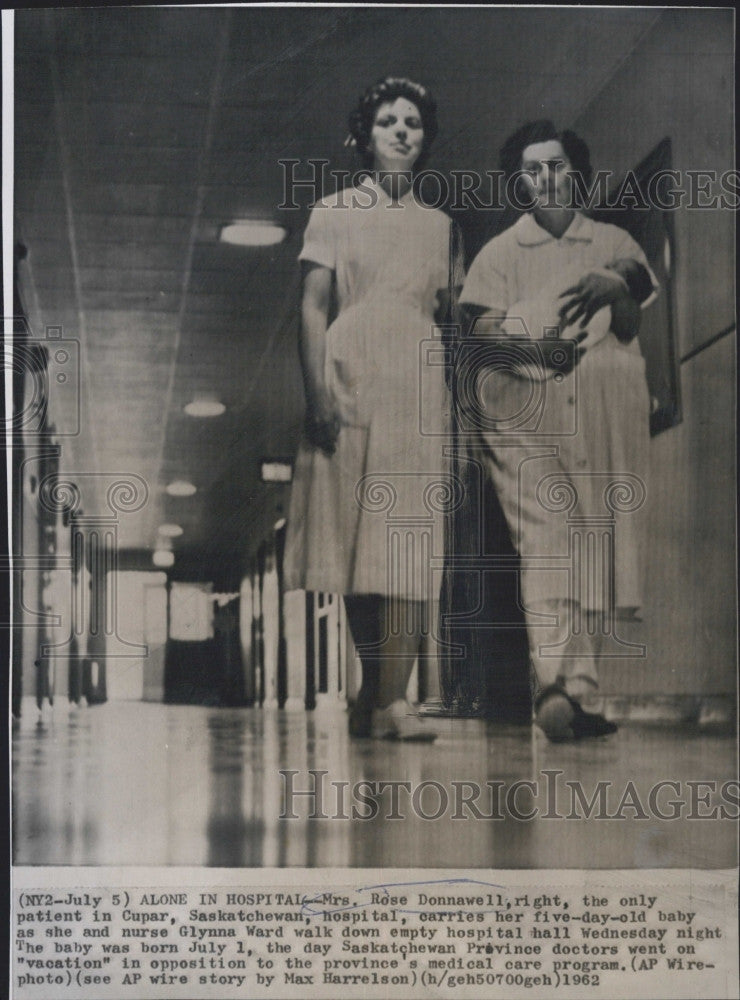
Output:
[501, 264, 615, 380]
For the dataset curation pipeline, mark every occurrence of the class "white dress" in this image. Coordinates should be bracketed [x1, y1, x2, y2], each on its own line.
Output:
[283, 179, 455, 599]
[459, 211, 659, 614]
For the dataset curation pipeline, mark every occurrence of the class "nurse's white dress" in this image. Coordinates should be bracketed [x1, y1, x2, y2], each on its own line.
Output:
[283, 179, 455, 600]
[459, 210, 659, 617]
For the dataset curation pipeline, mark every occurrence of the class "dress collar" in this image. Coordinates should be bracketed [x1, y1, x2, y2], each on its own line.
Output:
[361, 173, 418, 207]
[515, 211, 594, 246]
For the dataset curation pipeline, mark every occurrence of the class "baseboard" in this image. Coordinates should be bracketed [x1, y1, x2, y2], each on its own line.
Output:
[581, 693, 736, 729]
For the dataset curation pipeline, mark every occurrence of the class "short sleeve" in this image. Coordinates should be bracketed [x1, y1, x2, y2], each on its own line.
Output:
[298, 202, 335, 269]
[609, 226, 660, 309]
[459, 239, 510, 312]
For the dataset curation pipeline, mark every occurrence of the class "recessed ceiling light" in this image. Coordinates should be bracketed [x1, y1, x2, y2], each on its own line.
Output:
[158, 523, 183, 538]
[153, 550, 175, 568]
[261, 460, 293, 483]
[184, 398, 226, 418]
[220, 221, 286, 247]
[166, 480, 197, 497]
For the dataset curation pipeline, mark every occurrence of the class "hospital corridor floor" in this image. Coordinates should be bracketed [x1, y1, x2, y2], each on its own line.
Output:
[12, 699, 738, 869]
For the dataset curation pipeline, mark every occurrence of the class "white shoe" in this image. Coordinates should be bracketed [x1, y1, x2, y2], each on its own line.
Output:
[371, 699, 438, 741]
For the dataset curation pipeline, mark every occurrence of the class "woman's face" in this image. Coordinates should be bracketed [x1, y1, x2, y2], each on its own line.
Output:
[369, 97, 425, 171]
[520, 139, 573, 207]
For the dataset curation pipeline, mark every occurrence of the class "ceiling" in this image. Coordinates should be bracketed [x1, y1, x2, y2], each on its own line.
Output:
[13, 6, 661, 582]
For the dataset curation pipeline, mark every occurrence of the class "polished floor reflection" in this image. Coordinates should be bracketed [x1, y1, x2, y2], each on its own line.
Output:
[13, 698, 737, 868]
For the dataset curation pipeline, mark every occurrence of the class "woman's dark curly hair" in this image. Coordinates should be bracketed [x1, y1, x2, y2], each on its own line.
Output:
[499, 119, 593, 208]
[348, 76, 438, 171]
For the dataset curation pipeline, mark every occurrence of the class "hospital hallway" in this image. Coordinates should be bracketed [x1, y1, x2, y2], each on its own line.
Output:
[12, 698, 737, 869]
[7, 7, 737, 881]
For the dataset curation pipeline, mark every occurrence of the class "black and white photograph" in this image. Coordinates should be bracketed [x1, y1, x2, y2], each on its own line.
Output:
[5, 5, 738, 999]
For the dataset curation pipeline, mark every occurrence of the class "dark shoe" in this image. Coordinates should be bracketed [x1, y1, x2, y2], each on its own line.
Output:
[570, 702, 618, 740]
[535, 685, 617, 742]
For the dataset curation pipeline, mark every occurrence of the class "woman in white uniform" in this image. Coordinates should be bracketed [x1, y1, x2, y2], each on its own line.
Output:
[460, 120, 658, 742]
[284, 77, 458, 739]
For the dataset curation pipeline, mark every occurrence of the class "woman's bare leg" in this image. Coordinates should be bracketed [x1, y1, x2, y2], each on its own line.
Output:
[344, 594, 435, 738]
[343, 595, 381, 730]
[376, 597, 424, 707]
[344, 595, 426, 707]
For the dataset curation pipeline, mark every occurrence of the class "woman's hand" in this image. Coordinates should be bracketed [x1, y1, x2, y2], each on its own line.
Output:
[305, 393, 341, 456]
[557, 269, 629, 329]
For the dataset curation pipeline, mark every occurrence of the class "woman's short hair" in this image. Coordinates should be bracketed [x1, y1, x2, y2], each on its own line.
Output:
[499, 119, 593, 206]
[348, 76, 438, 171]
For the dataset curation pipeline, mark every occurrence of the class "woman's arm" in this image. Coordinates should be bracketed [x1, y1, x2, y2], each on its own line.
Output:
[299, 262, 340, 455]
[608, 290, 642, 343]
[605, 258, 650, 342]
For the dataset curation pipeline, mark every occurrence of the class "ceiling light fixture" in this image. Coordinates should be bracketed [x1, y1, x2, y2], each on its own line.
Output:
[152, 550, 175, 568]
[184, 398, 226, 418]
[158, 523, 183, 538]
[220, 221, 286, 247]
[166, 480, 197, 497]
[261, 460, 292, 483]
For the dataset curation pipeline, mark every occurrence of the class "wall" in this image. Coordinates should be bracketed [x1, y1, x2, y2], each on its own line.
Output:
[106, 571, 168, 702]
[573, 9, 735, 695]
